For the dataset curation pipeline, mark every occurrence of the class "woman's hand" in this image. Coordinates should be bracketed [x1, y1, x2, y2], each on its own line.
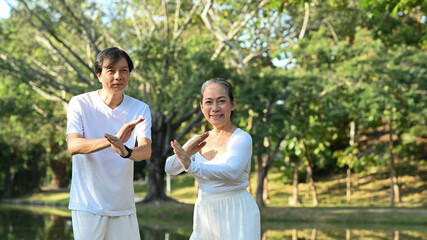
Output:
[171, 140, 192, 170]
[171, 132, 209, 170]
[182, 132, 209, 155]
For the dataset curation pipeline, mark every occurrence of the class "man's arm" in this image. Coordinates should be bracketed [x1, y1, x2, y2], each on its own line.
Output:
[104, 134, 152, 162]
[129, 137, 152, 161]
[68, 118, 144, 156]
[67, 133, 110, 155]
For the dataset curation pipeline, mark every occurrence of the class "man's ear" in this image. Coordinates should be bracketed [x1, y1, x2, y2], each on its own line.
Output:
[97, 73, 102, 83]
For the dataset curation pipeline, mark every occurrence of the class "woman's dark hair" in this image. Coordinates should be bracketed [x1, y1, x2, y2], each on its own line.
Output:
[200, 78, 234, 103]
[94, 47, 134, 75]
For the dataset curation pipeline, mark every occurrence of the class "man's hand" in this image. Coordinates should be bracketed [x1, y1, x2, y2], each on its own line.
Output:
[116, 118, 144, 142]
[104, 118, 144, 157]
[105, 133, 128, 157]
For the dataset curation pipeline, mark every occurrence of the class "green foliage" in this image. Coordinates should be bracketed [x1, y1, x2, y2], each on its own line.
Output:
[0, 0, 426, 200]
[0, 80, 53, 197]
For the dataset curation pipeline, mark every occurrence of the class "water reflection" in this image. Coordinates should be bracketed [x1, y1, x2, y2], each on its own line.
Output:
[0, 205, 425, 240]
[261, 228, 427, 239]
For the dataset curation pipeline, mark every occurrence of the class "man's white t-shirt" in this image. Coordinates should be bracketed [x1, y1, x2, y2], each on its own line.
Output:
[66, 90, 151, 216]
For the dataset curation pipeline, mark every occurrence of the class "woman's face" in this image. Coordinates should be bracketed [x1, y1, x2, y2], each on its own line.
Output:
[200, 83, 236, 128]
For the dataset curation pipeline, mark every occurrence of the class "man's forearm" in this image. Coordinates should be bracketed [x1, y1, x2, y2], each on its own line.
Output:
[129, 144, 152, 162]
[68, 137, 111, 155]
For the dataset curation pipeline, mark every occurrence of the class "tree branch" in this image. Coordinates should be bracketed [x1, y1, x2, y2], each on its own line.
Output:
[40, 33, 93, 85]
[172, 107, 201, 130]
[298, 2, 310, 40]
[174, 111, 204, 141]
[172, 0, 202, 42]
[16, 0, 96, 79]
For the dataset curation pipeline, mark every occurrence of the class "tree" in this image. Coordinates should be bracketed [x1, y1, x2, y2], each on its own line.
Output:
[0, 0, 291, 202]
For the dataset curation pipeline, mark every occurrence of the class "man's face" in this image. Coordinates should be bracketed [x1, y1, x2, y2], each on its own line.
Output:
[97, 57, 130, 93]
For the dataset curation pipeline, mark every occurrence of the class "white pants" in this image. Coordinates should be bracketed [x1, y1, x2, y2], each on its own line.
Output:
[190, 189, 261, 240]
[71, 210, 140, 240]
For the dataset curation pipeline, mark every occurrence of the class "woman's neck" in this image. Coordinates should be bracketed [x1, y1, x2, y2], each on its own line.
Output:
[210, 123, 237, 137]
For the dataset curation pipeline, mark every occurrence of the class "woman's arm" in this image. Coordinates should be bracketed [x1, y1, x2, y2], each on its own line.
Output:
[166, 133, 208, 175]
[187, 132, 252, 181]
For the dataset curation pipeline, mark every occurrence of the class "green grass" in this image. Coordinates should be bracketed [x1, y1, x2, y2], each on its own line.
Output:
[259, 161, 427, 208]
[6, 164, 427, 209]
[2, 160, 426, 227]
[0, 204, 71, 217]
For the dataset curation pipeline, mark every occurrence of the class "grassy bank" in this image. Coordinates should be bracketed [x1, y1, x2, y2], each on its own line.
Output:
[2, 160, 426, 227]
[151, 160, 427, 208]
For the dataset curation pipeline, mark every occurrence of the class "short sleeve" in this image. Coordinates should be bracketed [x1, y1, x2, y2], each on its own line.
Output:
[66, 97, 84, 138]
[135, 105, 152, 141]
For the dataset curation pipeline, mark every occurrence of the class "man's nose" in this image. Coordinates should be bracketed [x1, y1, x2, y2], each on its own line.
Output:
[114, 71, 121, 79]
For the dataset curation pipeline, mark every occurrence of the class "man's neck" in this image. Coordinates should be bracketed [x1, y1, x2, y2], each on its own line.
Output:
[98, 89, 124, 109]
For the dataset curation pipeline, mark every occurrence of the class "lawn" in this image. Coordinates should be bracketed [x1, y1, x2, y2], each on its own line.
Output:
[2, 160, 426, 227]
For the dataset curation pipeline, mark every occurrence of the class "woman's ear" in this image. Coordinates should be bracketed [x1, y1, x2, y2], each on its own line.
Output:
[231, 98, 236, 111]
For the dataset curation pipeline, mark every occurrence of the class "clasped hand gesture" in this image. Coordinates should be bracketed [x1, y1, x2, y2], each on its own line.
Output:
[171, 132, 209, 170]
[105, 118, 144, 157]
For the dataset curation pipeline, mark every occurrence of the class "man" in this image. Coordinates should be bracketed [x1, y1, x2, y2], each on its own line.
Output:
[66, 47, 152, 239]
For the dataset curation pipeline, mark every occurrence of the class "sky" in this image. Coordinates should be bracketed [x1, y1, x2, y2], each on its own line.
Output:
[0, 0, 11, 19]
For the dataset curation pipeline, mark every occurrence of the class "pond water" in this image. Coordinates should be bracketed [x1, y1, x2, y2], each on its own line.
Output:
[0, 205, 426, 240]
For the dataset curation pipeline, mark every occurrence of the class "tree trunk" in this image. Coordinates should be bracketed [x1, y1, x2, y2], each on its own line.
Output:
[50, 159, 69, 188]
[144, 158, 168, 202]
[255, 175, 264, 206]
[255, 153, 269, 207]
[311, 229, 317, 240]
[143, 118, 169, 202]
[291, 161, 299, 206]
[388, 118, 401, 207]
[306, 161, 318, 206]
[143, 109, 203, 202]
[263, 175, 269, 203]
[346, 167, 351, 203]
[347, 120, 356, 203]
[301, 140, 318, 206]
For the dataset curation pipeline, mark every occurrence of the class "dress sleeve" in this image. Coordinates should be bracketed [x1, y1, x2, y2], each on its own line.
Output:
[186, 131, 252, 181]
[164, 135, 197, 175]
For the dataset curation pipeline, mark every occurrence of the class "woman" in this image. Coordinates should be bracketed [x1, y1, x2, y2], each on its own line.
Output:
[165, 78, 260, 240]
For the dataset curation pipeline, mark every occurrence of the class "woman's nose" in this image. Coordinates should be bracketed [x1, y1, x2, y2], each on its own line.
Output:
[213, 102, 220, 111]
